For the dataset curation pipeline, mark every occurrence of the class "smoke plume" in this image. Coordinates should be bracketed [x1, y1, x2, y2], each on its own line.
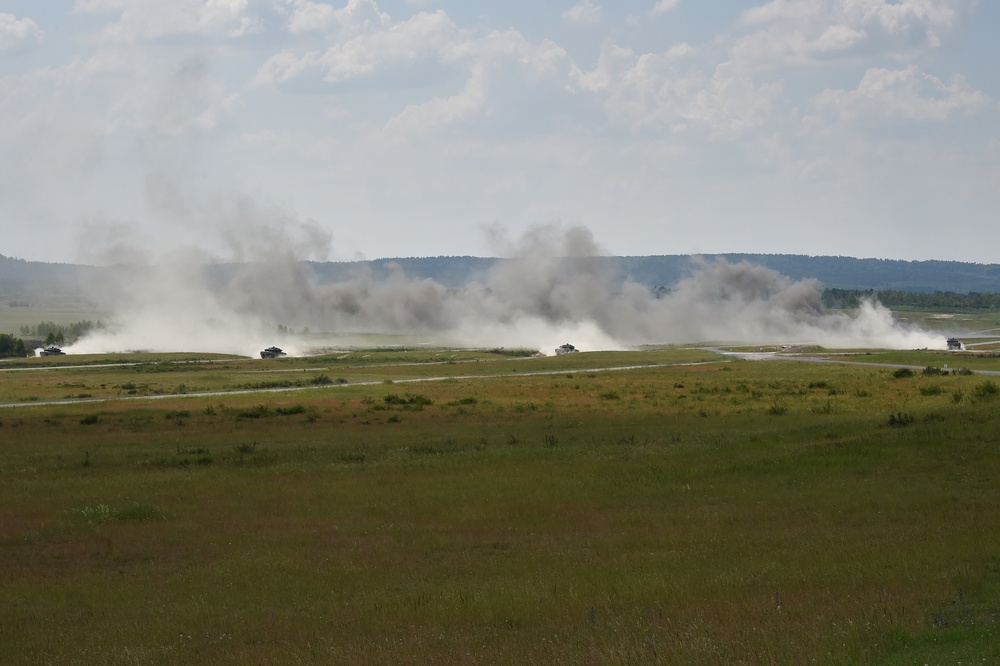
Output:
[69, 222, 944, 355]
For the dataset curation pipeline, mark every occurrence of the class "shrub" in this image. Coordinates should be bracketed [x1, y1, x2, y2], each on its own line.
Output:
[888, 412, 915, 427]
[488, 348, 537, 357]
[234, 442, 257, 454]
[80, 414, 100, 425]
[311, 374, 334, 385]
[384, 393, 433, 407]
[235, 405, 270, 419]
[893, 368, 914, 378]
[973, 381, 999, 399]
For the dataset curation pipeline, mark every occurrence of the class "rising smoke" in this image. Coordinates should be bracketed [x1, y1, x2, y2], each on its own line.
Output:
[69, 221, 944, 356]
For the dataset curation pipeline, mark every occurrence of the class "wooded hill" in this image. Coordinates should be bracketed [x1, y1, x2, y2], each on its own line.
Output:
[4, 252, 1000, 300]
[306, 254, 1000, 294]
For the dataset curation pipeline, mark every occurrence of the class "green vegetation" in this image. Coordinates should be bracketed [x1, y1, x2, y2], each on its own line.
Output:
[1, 346, 999, 663]
[824, 288, 1000, 311]
[18, 320, 106, 342]
[0, 332, 28, 358]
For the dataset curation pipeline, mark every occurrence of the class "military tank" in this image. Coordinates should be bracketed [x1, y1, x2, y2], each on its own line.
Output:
[260, 346, 287, 359]
[555, 343, 578, 355]
[40, 346, 65, 356]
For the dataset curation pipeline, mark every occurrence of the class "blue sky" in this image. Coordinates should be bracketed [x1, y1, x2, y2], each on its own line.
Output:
[1, 0, 997, 265]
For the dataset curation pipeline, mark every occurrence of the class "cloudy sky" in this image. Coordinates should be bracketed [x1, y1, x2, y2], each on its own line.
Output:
[1, 0, 997, 265]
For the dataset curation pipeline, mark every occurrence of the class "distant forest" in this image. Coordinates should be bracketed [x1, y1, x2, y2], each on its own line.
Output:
[304, 254, 1000, 295]
[821, 289, 1000, 312]
[4, 252, 1000, 307]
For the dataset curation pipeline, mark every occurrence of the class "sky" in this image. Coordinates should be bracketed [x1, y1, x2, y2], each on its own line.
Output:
[1, 0, 998, 266]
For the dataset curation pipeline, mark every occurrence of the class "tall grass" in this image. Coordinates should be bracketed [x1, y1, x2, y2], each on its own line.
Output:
[1, 352, 999, 663]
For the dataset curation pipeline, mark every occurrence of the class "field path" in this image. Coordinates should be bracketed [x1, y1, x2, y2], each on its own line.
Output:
[4, 350, 999, 410]
[0, 360, 714, 409]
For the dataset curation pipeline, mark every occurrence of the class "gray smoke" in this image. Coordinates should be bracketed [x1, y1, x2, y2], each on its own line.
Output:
[70, 222, 944, 355]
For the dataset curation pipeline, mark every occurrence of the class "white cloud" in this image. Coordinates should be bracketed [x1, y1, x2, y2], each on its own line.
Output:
[0, 13, 42, 53]
[572, 44, 785, 138]
[255, 9, 459, 86]
[379, 29, 575, 137]
[563, 1, 602, 25]
[73, 0, 261, 41]
[382, 64, 488, 136]
[651, 0, 680, 15]
[280, 0, 390, 36]
[735, 0, 974, 68]
[254, 7, 577, 138]
[811, 65, 989, 121]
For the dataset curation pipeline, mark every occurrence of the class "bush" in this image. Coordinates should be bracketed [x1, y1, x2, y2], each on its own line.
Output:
[973, 381, 999, 399]
[888, 412, 915, 427]
[235, 405, 270, 419]
[893, 368, 914, 378]
[0, 333, 28, 358]
[384, 393, 433, 407]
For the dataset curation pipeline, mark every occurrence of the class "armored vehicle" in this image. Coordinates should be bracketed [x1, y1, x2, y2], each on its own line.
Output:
[40, 346, 65, 356]
[260, 346, 287, 359]
[555, 343, 578, 355]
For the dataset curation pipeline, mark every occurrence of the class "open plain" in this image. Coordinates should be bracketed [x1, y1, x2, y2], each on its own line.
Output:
[2, 344, 999, 664]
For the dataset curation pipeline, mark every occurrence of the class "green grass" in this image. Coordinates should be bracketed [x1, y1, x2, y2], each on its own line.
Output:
[1, 349, 999, 663]
[0, 301, 108, 335]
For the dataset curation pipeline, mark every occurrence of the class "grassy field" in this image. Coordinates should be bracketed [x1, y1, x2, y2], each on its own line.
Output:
[2, 346, 999, 664]
[0, 301, 107, 334]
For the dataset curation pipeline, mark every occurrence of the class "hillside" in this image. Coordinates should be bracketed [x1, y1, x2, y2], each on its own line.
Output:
[307, 254, 1000, 293]
[4, 253, 1000, 301]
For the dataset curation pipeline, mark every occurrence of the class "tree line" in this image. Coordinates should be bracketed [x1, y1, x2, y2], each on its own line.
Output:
[18, 320, 105, 343]
[0, 333, 27, 358]
[822, 289, 1000, 311]
[0, 320, 106, 358]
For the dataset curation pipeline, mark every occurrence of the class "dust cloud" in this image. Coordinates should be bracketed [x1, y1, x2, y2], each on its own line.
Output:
[68, 222, 944, 356]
